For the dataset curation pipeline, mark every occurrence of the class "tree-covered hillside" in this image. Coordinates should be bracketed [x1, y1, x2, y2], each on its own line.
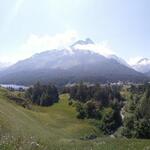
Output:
[0, 83, 150, 150]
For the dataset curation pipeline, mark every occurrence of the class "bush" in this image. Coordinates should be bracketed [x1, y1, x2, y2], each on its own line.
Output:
[76, 102, 86, 119]
[134, 119, 150, 139]
[100, 108, 122, 135]
[68, 101, 73, 106]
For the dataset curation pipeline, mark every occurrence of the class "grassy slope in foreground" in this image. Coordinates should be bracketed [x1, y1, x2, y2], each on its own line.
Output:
[0, 88, 150, 150]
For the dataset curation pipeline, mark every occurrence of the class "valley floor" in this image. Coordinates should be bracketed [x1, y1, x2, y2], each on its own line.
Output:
[0, 88, 150, 150]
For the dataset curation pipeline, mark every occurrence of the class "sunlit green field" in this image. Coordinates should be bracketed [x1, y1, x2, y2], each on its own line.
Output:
[0, 88, 150, 150]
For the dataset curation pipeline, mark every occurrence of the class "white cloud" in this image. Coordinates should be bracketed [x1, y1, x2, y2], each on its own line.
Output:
[74, 41, 115, 57]
[0, 30, 116, 64]
[21, 30, 78, 55]
[0, 30, 78, 63]
[0, 52, 18, 64]
[2, 30, 78, 63]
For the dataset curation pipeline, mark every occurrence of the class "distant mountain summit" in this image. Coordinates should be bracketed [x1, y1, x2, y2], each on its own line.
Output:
[0, 39, 147, 85]
[71, 38, 94, 48]
[132, 58, 150, 73]
[137, 58, 150, 64]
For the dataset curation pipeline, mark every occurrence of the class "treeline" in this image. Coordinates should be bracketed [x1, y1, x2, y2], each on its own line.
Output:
[67, 83, 123, 105]
[25, 82, 59, 106]
[63, 82, 123, 134]
[121, 84, 150, 139]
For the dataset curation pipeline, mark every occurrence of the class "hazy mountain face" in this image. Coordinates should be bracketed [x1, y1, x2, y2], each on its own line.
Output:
[132, 58, 150, 73]
[0, 39, 147, 85]
[0, 62, 11, 70]
[107, 55, 131, 68]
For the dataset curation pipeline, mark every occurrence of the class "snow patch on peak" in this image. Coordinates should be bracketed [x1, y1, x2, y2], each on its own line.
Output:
[62, 48, 75, 55]
[71, 40, 114, 58]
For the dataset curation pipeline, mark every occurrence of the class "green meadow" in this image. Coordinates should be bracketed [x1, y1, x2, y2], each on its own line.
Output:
[0, 88, 150, 150]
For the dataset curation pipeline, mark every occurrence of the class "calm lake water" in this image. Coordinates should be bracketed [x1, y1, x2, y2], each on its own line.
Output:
[0, 84, 29, 90]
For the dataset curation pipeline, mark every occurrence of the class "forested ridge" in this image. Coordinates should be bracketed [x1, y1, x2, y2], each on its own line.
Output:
[62, 82, 150, 138]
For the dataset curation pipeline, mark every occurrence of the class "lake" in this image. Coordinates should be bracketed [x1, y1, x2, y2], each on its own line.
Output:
[0, 84, 29, 90]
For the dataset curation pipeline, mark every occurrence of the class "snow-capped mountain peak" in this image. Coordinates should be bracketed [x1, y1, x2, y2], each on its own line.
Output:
[132, 58, 150, 73]
[137, 58, 150, 65]
[71, 38, 94, 48]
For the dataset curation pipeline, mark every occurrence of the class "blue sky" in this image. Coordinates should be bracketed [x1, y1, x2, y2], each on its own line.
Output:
[0, 0, 150, 64]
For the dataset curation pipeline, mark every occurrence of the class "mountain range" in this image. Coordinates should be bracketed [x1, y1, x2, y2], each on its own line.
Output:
[0, 39, 149, 86]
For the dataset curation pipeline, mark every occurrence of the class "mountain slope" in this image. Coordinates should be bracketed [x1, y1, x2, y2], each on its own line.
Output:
[0, 39, 147, 85]
[107, 55, 131, 68]
[0, 88, 100, 148]
[0, 62, 11, 71]
[146, 71, 150, 77]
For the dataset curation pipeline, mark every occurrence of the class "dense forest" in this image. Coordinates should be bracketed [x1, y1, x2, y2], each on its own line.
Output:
[62, 82, 123, 134]
[62, 82, 150, 138]
[121, 84, 150, 138]
[25, 82, 59, 106]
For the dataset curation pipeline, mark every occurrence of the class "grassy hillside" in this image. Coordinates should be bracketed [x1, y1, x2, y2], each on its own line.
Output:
[0, 88, 150, 150]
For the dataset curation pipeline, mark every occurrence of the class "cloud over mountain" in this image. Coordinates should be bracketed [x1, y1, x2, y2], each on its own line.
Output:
[0, 30, 78, 63]
[73, 40, 114, 57]
[1, 30, 116, 64]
